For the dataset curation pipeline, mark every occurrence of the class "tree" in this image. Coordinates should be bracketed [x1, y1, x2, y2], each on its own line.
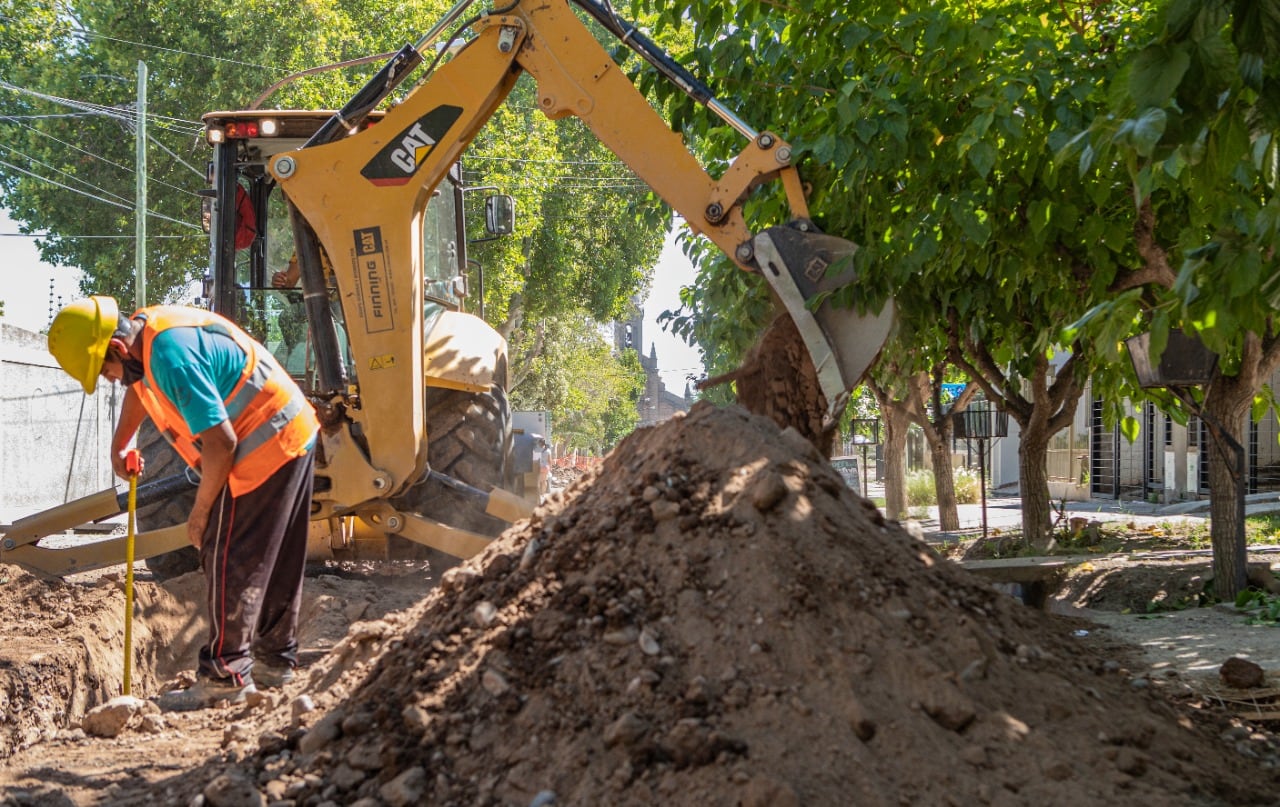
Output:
[865, 366, 977, 529]
[509, 311, 645, 451]
[640, 0, 1164, 549]
[1067, 0, 1280, 599]
[459, 37, 668, 441]
[0, 0, 374, 303]
[466, 84, 665, 354]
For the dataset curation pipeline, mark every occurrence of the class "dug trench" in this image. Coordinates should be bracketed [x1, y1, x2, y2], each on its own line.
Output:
[2, 402, 1280, 805]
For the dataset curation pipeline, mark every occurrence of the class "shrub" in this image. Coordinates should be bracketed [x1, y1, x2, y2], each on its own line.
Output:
[906, 467, 981, 507]
[953, 467, 980, 504]
[906, 470, 935, 506]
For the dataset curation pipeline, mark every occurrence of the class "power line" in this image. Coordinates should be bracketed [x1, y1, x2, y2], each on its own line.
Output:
[0, 232, 199, 239]
[464, 175, 646, 186]
[466, 155, 636, 168]
[492, 184, 649, 191]
[0, 78, 133, 123]
[145, 133, 205, 181]
[0, 78, 203, 135]
[0, 118, 199, 197]
[0, 143, 132, 205]
[1, 89, 206, 193]
[0, 158, 200, 230]
[0, 13, 284, 75]
[0, 112, 102, 121]
[69, 26, 284, 73]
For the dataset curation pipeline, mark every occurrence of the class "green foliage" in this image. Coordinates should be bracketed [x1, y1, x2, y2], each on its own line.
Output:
[907, 466, 980, 506]
[465, 75, 665, 330]
[1066, 0, 1280, 373]
[507, 312, 643, 452]
[1235, 588, 1280, 626]
[1244, 512, 1280, 545]
[657, 228, 772, 393]
[629, 0, 1159, 548]
[905, 470, 936, 507]
[953, 467, 980, 505]
[0, 0, 432, 303]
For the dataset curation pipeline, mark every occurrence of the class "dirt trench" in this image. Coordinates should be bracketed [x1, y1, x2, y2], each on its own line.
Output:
[0, 562, 432, 791]
[0, 570, 199, 757]
[3, 403, 1280, 806]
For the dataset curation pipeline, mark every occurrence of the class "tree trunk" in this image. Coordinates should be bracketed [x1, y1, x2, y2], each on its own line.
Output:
[929, 437, 960, 531]
[882, 406, 911, 521]
[1203, 386, 1251, 601]
[1018, 420, 1054, 550]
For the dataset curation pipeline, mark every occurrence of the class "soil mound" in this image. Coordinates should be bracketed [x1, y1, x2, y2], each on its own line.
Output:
[188, 403, 1274, 805]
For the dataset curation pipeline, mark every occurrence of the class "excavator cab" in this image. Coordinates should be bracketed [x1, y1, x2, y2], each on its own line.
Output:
[200, 114, 487, 391]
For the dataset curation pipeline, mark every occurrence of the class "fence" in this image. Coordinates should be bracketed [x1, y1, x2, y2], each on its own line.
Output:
[553, 454, 604, 471]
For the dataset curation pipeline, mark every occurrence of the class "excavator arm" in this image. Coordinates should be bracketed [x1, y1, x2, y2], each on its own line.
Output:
[272, 0, 892, 506]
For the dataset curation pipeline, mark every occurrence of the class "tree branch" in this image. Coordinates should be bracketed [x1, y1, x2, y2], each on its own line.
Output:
[945, 308, 1032, 422]
[1111, 198, 1177, 293]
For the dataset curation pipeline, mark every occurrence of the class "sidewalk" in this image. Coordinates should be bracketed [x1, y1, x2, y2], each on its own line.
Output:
[859, 479, 1280, 539]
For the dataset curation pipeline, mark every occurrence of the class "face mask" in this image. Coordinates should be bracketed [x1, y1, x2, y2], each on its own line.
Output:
[121, 357, 146, 386]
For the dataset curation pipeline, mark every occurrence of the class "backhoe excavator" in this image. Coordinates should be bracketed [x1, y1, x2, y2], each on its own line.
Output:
[0, 0, 893, 579]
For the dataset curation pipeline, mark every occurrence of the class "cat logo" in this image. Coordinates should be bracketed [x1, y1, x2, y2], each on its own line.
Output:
[361, 105, 463, 186]
[369, 354, 397, 371]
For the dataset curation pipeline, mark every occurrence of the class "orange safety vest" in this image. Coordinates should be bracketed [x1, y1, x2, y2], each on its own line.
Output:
[133, 306, 319, 497]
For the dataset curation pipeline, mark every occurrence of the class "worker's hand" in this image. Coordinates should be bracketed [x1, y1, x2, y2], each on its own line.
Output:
[112, 448, 143, 479]
[272, 256, 301, 288]
[186, 511, 206, 550]
[124, 449, 142, 478]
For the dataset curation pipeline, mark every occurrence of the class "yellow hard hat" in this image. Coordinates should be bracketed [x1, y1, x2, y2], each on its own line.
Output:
[47, 296, 120, 395]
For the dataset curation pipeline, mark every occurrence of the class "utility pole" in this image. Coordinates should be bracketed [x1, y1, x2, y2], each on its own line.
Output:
[134, 61, 147, 309]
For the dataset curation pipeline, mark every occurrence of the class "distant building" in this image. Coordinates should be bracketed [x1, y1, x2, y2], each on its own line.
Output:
[613, 309, 691, 427]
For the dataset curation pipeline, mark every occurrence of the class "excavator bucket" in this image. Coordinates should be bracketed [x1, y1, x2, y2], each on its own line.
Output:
[751, 221, 894, 408]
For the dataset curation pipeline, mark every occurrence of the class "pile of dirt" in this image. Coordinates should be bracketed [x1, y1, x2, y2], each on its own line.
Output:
[171, 403, 1276, 805]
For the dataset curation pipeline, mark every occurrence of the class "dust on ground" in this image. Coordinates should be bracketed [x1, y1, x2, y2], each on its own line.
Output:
[2, 402, 1280, 806]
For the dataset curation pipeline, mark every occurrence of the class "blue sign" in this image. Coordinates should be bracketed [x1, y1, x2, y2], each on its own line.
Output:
[940, 383, 966, 403]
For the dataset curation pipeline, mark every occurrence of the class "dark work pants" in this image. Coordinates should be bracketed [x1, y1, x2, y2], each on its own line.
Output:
[198, 450, 314, 684]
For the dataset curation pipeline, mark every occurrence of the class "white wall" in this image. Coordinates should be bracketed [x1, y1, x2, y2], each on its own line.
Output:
[0, 323, 121, 523]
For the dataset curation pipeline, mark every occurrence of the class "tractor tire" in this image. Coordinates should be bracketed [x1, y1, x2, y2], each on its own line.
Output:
[390, 385, 512, 573]
[136, 420, 202, 580]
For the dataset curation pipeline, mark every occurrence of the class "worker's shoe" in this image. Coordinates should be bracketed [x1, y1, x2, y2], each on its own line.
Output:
[252, 661, 295, 689]
[154, 676, 256, 712]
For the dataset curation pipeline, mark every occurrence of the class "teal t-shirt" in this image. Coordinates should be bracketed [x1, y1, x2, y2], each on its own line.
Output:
[149, 326, 247, 435]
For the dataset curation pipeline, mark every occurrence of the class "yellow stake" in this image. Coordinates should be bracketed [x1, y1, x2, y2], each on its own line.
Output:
[123, 449, 141, 696]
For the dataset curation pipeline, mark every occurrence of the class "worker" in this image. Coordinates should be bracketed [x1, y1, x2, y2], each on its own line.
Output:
[46, 296, 319, 711]
[271, 249, 335, 289]
[271, 254, 301, 289]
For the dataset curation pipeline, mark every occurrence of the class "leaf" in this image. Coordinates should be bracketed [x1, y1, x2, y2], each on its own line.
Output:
[967, 141, 997, 179]
[1130, 107, 1167, 156]
[949, 202, 991, 246]
[1120, 415, 1140, 444]
[882, 114, 908, 144]
[1078, 142, 1096, 176]
[855, 117, 878, 145]
[1237, 588, 1263, 609]
[1027, 198, 1051, 237]
[1239, 52, 1264, 90]
[1252, 394, 1270, 423]
[1129, 44, 1191, 108]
